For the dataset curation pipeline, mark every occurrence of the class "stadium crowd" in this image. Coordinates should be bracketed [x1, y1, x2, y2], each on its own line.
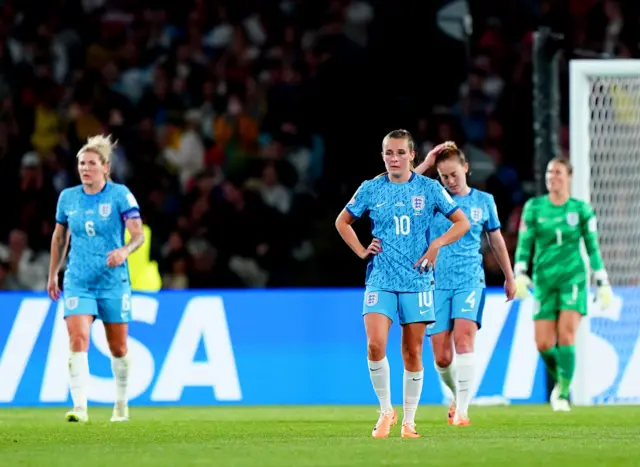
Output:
[0, 0, 638, 291]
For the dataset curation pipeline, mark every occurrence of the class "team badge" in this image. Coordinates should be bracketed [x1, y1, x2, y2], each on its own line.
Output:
[411, 196, 425, 211]
[66, 297, 78, 310]
[365, 292, 379, 306]
[566, 212, 579, 226]
[470, 207, 483, 222]
[99, 203, 112, 217]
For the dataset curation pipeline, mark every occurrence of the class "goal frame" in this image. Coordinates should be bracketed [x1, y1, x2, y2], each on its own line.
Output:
[569, 59, 640, 406]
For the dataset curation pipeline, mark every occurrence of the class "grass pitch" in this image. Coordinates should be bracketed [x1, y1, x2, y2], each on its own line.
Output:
[1, 405, 639, 466]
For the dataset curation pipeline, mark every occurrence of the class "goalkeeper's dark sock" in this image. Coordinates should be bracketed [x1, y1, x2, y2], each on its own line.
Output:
[556, 345, 576, 400]
[539, 347, 558, 382]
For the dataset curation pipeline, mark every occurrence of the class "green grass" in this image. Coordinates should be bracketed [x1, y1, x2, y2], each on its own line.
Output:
[1, 405, 639, 466]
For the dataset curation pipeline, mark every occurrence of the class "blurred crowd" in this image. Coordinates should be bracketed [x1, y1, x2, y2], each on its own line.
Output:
[0, 0, 638, 291]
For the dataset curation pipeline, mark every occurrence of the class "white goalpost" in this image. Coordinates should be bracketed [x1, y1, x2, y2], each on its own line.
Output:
[570, 59, 640, 406]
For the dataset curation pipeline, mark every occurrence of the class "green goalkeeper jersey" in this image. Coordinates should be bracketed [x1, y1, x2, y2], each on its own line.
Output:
[514, 196, 606, 289]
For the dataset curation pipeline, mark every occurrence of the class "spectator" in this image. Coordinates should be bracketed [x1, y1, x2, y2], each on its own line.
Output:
[1, 0, 637, 290]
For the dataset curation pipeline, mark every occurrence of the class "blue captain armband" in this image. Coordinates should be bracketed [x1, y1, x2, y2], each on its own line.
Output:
[122, 208, 141, 221]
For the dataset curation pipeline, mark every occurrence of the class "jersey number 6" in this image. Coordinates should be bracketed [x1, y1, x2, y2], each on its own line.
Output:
[85, 221, 96, 237]
[394, 215, 411, 235]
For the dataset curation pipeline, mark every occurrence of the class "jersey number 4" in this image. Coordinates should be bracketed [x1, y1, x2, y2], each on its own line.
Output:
[465, 290, 476, 309]
[394, 215, 411, 235]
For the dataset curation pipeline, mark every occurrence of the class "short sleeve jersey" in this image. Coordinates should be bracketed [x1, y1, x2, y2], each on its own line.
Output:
[430, 188, 501, 290]
[56, 182, 141, 292]
[345, 172, 459, 292]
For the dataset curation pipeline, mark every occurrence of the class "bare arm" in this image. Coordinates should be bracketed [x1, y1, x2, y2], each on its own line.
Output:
[107, 217, 146, 267]
[335, 209, 368, 259]
[48, 223, 69, 279]
[431, 208, 470, 248]
[413, 208, 470, 272]
[487, 230, 515, 281]
[124, 218, 145, 255]
[414, 143, 445, 175]
[414, 159, 434, 176]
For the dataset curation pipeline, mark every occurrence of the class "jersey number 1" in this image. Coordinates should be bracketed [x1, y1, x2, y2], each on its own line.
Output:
[394, 215, 410, 235]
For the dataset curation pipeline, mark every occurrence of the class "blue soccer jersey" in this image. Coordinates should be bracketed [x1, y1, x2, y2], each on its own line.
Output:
[345, 172, 459, 292]
[55, 182, 141, 295]
[430, 188, 501, 290]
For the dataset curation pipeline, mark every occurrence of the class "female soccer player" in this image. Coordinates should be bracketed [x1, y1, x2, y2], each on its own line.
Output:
[514, 157, 613, 412]
[414, 141, 517, 426]
[47, 134, 145, 423]
[335, 130, 470, 438]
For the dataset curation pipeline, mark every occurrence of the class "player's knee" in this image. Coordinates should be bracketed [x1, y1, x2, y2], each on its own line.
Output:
[557, 329, 575, 346]
[453, 325, 476, 354]
[454, 340, 473, 354]
[108, 342, 128, 358]
[434, 353, 453, 368]
[402, 346, 422, 369]
[401, 337, 421, 358]
[535, 338, 555, 353]
[433, 342, 453, 368]
[432, 337, 453, 367]
[367, 340, 386, 361]
[68, 333, 89, 352]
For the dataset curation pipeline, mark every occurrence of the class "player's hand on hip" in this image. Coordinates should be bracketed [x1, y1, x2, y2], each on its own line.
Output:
[414, 244, 440, 274]
[514, 274, 532, 299]
[504, 277, 517, 302]
[360, 238, 382, 259]
[597, 283, 613, 310]
[47, 276, 60, 301]
[107, 247, 129, 267]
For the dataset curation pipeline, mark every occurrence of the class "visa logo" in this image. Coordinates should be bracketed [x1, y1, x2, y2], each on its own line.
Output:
[0, 297, 241, 404]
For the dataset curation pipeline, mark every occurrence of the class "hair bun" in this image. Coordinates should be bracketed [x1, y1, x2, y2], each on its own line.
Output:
[441, 141, 458, 150]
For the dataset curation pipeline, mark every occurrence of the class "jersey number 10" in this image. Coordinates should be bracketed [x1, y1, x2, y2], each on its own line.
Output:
[394, 215, 411, 236]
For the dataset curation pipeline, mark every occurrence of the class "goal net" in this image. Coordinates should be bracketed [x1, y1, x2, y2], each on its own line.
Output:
[570, 60, 640, 406]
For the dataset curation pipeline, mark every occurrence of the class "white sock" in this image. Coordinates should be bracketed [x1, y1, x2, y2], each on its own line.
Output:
[403, 369, 424, 424]
[435, 361, 458, 402]
[368, 357, 393, 412]
[68, 351, 89, 410]
[456, 352, 474, 417]
[111, 354, 130, 404]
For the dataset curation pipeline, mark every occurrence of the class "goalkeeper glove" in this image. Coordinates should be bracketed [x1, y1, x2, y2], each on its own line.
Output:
[514, 262, 532, 299]
[594, 270, 613, 310]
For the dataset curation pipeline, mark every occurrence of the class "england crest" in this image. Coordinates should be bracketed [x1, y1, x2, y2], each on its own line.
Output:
[470, 207, 483, 222]
[99, 203, 112, 217]
[566, 212, 578, 226]
[66, 297, 78, 310]
[411, 196, 425, 211]
[365, 291, 378, 306]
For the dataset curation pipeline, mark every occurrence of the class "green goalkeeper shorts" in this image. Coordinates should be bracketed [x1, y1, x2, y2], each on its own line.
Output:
[533, 280, 588, 320]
